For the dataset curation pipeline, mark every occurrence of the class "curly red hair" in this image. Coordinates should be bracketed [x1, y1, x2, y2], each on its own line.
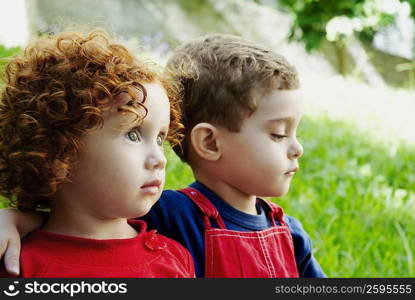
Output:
[0, 29, 183, 211]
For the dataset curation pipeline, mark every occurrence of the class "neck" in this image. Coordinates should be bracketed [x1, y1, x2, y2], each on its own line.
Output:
[43, 199, 137, 240]
[194, 170, 258, 215]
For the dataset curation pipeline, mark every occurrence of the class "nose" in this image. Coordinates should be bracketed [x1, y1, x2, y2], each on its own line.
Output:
[145, 148, 167, 170]
[288, 137, 303, 160]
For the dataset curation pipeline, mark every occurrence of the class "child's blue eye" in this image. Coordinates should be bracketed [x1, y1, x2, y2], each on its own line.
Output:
[156, 135, 163, 146]
[127, 130, 141, 142]
[271, 134, 287, 142]
[157, 132, 167, 146]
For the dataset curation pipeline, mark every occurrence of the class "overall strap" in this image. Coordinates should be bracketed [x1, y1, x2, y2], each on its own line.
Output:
[179, 187, 226, 229]
[258, 198, 286, 226]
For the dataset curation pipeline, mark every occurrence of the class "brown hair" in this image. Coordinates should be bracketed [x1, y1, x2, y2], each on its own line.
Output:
[0, 29, 182, 210]
[166, 33, 299, 161]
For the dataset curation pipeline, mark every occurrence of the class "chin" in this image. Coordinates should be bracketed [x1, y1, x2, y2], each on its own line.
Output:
[125, 209, 149, 219]
[262, 186, 290, 198]
[124, 203, 154, 219]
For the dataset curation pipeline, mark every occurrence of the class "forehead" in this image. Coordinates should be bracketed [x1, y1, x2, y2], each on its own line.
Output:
[106, 81, 170, 129]
[252, 89, 302, 122]
[142, 82, 170, 123]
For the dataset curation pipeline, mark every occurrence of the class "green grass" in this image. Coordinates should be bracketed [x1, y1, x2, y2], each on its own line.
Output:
[285, 116, 414, 277]
[0, 45, 21, 73]
[164, 115, 415, 277]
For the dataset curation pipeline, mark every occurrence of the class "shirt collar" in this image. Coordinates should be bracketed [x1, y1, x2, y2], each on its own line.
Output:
[189, 181, 271, 230]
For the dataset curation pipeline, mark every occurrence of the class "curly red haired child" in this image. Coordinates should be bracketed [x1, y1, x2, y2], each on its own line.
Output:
[0, 29, 193, 278]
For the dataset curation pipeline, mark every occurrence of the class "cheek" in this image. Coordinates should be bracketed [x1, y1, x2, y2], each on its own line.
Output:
[78, 147, 141, 186]
[243, 145, 287, 183]
[237, 138, 281, 166]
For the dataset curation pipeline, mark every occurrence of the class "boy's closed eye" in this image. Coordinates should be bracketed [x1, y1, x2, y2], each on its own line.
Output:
[270, 133, 288, 142]
[270, 132, 301, 142]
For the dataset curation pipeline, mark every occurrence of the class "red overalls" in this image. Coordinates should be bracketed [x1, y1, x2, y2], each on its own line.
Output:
[180, 187, 299, 278]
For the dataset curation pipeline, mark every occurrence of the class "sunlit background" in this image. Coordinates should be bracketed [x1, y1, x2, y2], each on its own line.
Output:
[0, 0, 414, 277]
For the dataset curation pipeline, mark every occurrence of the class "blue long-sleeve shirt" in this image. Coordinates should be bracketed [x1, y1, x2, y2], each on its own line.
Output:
[142, 181, 326, 278]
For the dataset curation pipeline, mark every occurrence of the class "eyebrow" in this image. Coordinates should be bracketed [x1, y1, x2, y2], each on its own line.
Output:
[267, 117, 295, 123]
[128, 117, 170, 133]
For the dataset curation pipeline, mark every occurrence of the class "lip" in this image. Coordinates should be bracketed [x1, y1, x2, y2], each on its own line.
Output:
[141, 179, 162, 188]
[140, 179, 162, 195]
[285, 167, 299, 176]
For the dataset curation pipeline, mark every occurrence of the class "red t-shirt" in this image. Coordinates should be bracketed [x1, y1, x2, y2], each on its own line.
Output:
[0, 220, 194, 278]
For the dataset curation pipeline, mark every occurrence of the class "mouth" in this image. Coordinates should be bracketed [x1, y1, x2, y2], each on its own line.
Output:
[285, 167, 299, 176]
[140, 179, 162, 195]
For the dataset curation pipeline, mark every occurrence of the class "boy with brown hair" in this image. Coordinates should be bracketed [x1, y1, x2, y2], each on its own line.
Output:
[145, 34, 325, 277]
[0, 33, 324, 278]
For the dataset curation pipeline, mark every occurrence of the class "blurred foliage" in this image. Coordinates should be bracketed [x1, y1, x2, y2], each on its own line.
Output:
[0, 45, 21, 84]
[272, 0, 412, 52]
[0, 45, 21, 68]
[396, 60, 415, 88]
[408, 0, 415, 16]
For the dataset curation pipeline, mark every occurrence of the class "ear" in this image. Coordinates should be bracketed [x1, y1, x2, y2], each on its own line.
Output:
[190, 123, 221, 161]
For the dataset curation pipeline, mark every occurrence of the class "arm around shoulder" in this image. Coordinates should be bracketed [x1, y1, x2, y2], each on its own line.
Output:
[0, 208, 47, 275]
[0, 208, 46, 238]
